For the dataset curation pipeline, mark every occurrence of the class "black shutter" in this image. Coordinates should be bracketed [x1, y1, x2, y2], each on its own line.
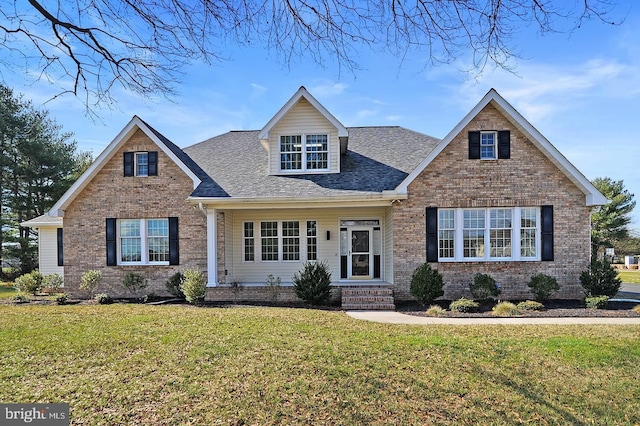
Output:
[426, 207, 438, 262]
[148, 151, 158, 176]
[106, 218, 117, 266]
[468, 131, 480, 159]
[169, 217, 179, 265]
[541, 205, 554, 261]
[57, 228, 64, 267]
[498, 130, 511, 159]
[123, 152, 134, 177]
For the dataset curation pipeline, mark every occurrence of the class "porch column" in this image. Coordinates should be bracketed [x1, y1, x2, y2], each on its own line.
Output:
[206, 208, 218, 286]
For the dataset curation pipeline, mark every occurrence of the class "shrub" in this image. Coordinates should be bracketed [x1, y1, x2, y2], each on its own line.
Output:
[409, 263, 444, 305]
[54, 293, 69, 305]
[633, 305, 640, 314]
[181, 268, 207, 305]
[1, 266, 21, 281]
[165, 272, 185, 299]
[122, 272, 148, 297]
[14, 272, 43, 295]
[527, 273, 559, 301]
[80, 270, 102, 296]
[265, 274, 282, 302]
[141, 293, 159, 303]
[580, 260, 622, 297]
[94, 293, 112, 304]
[492, 302, 520, 316]
[517, 300, 545, 311]
[11, 293, 30, 304]
[469, 273, 500, 301]
[449, 298, 479, 313]
[426, 305, 446, 316]
[293, 260, 332, 306]
[43, 273, 64, 291]
[585, 295, 609, 309]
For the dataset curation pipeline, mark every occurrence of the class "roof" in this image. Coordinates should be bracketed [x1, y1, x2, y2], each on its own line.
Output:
[397, 88, 608, 206]
[49, 116, 206, 217]
[21, 214, 63, 227]
[184, 126, 440, 201]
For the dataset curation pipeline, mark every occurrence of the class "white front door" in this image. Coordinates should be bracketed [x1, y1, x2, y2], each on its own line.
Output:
[348, 227, 373, 279]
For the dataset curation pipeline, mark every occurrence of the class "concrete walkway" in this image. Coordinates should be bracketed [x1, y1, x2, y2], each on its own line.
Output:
[346, 310, 640, 325]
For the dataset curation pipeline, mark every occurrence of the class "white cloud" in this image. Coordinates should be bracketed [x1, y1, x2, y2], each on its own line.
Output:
[309, 82, 348, 97]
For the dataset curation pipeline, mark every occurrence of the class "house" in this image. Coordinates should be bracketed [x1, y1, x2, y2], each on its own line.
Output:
[23, 87, 607, 308]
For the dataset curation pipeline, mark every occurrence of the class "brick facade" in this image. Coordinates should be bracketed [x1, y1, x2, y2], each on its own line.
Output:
[63, 129, 208, 298]
[392, 104, 591, 300]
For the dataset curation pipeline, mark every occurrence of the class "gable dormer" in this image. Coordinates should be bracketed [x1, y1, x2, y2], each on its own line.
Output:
[259, 87, 348, 175]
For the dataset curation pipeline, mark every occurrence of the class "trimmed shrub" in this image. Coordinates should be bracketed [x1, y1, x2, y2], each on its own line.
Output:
[165, 272, 185, 299]
[293, 260, 332, 306]
[181, 268, 207, 305]
[580, 260, 622, 297]
[43, 273, 64, 291]
[94, 293, 112, 304]
[14, 272, 43, 295]
[123, 272, 148, 297]
[517, 300, 545, 311]
[449, 298, 479, 313]
[410, 263, 444, 305]
[54, 293, 69, 305]
[426, 305, 446, 316]
[492, 302, 520, 316]
[527, 273, 559, 301]
[585, 295, 609, 309]
[11, 293, 30, 304]
[80, 270, 102, 296]
[469, 273, 500, 301]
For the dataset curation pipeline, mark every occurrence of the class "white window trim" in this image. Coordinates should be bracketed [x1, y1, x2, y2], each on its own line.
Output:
[480, 131, 497, 160]
[135, 152, 149, 177]
[253, 220, 321, 263]
[306, 220, 318, 262]
[242, 221, 255, 263]
[278, 133, 330, 173]
[438, 207, 540, 262]
[117, 218, 169, 266]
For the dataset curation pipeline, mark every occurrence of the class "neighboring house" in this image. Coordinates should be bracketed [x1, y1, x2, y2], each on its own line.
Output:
[24, 87, 606, 308]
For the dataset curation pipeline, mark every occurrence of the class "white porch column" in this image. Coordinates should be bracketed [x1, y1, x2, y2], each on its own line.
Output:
[206, 208, 218, 286]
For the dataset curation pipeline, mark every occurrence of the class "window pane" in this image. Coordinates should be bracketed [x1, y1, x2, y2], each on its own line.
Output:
[307, 221, 317, 261]
[463, 210, 484, 258]
[282, 221, 300, 261]
[280, 136, 302, 170]
[120, 220, 141, 262]
[136, 152, 149, 176]
[520, 208, 537, 257]
[148, 219, 169, 262]
[438, 209, 455, 258]
[261, 221, 278, 261]
[244, 222, 254, 262]
[306, 134, 328, 169]
[490, 209, 512, 258]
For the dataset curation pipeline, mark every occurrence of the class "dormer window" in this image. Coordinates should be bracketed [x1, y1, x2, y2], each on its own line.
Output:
[280, 134, 329, 172]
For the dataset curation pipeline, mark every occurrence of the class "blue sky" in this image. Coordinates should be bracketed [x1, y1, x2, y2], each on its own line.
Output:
[3, 2, 640, 229]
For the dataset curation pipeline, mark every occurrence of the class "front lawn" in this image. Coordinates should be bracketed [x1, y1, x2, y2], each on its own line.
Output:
[0, 283, 17, 299]
[617, 269, 640, 284]
[0, 305, 638, 425]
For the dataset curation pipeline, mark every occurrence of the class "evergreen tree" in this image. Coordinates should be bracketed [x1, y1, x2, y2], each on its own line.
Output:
[591, 177, 635, 256]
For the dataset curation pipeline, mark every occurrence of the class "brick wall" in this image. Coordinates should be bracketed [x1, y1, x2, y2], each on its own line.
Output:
[63, 129, 209, 298]
[393, 104, 591, 300]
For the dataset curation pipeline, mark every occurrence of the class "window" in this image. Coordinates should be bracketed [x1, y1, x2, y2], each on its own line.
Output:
[243, 222, 255, 262]
[480, 132, 496, 159]
[119, 218, 169, 264]
[282, 221, 300, 261]
[279, 134, 329, 172]
[261, 221, 279, 261]
[438, 208, 539, 261]
[307, 221, 317, 261]
[124, 151, 157, 177]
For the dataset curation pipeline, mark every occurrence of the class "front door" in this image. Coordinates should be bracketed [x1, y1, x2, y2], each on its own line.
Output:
[348, 228, 372, 279]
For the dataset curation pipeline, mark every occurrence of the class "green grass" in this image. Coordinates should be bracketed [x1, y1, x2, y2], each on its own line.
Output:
[1, 305, 639, 425]
[617, 270, 640, 284]
[0, 283, 17, 299]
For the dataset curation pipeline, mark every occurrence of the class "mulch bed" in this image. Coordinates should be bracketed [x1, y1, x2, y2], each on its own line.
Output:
[396, 299, 640, 318]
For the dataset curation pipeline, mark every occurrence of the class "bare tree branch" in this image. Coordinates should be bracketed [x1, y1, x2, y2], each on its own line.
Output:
[0, 0, 621, 110]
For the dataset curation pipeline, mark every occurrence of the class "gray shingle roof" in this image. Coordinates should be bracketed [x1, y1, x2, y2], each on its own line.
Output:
[183, 127, 440, 198]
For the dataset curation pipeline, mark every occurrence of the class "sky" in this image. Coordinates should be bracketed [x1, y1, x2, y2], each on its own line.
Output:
[3, 2, 640, 229]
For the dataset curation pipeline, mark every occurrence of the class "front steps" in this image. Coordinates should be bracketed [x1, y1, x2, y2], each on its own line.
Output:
[341, 286, 395, 310]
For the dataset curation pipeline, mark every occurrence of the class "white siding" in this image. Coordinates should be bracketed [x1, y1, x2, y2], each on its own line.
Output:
[223, 210, 234, 283]
[269, 98, 340, 174]
[229, 207, 388, 284]
[38, 227, 64, 277]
